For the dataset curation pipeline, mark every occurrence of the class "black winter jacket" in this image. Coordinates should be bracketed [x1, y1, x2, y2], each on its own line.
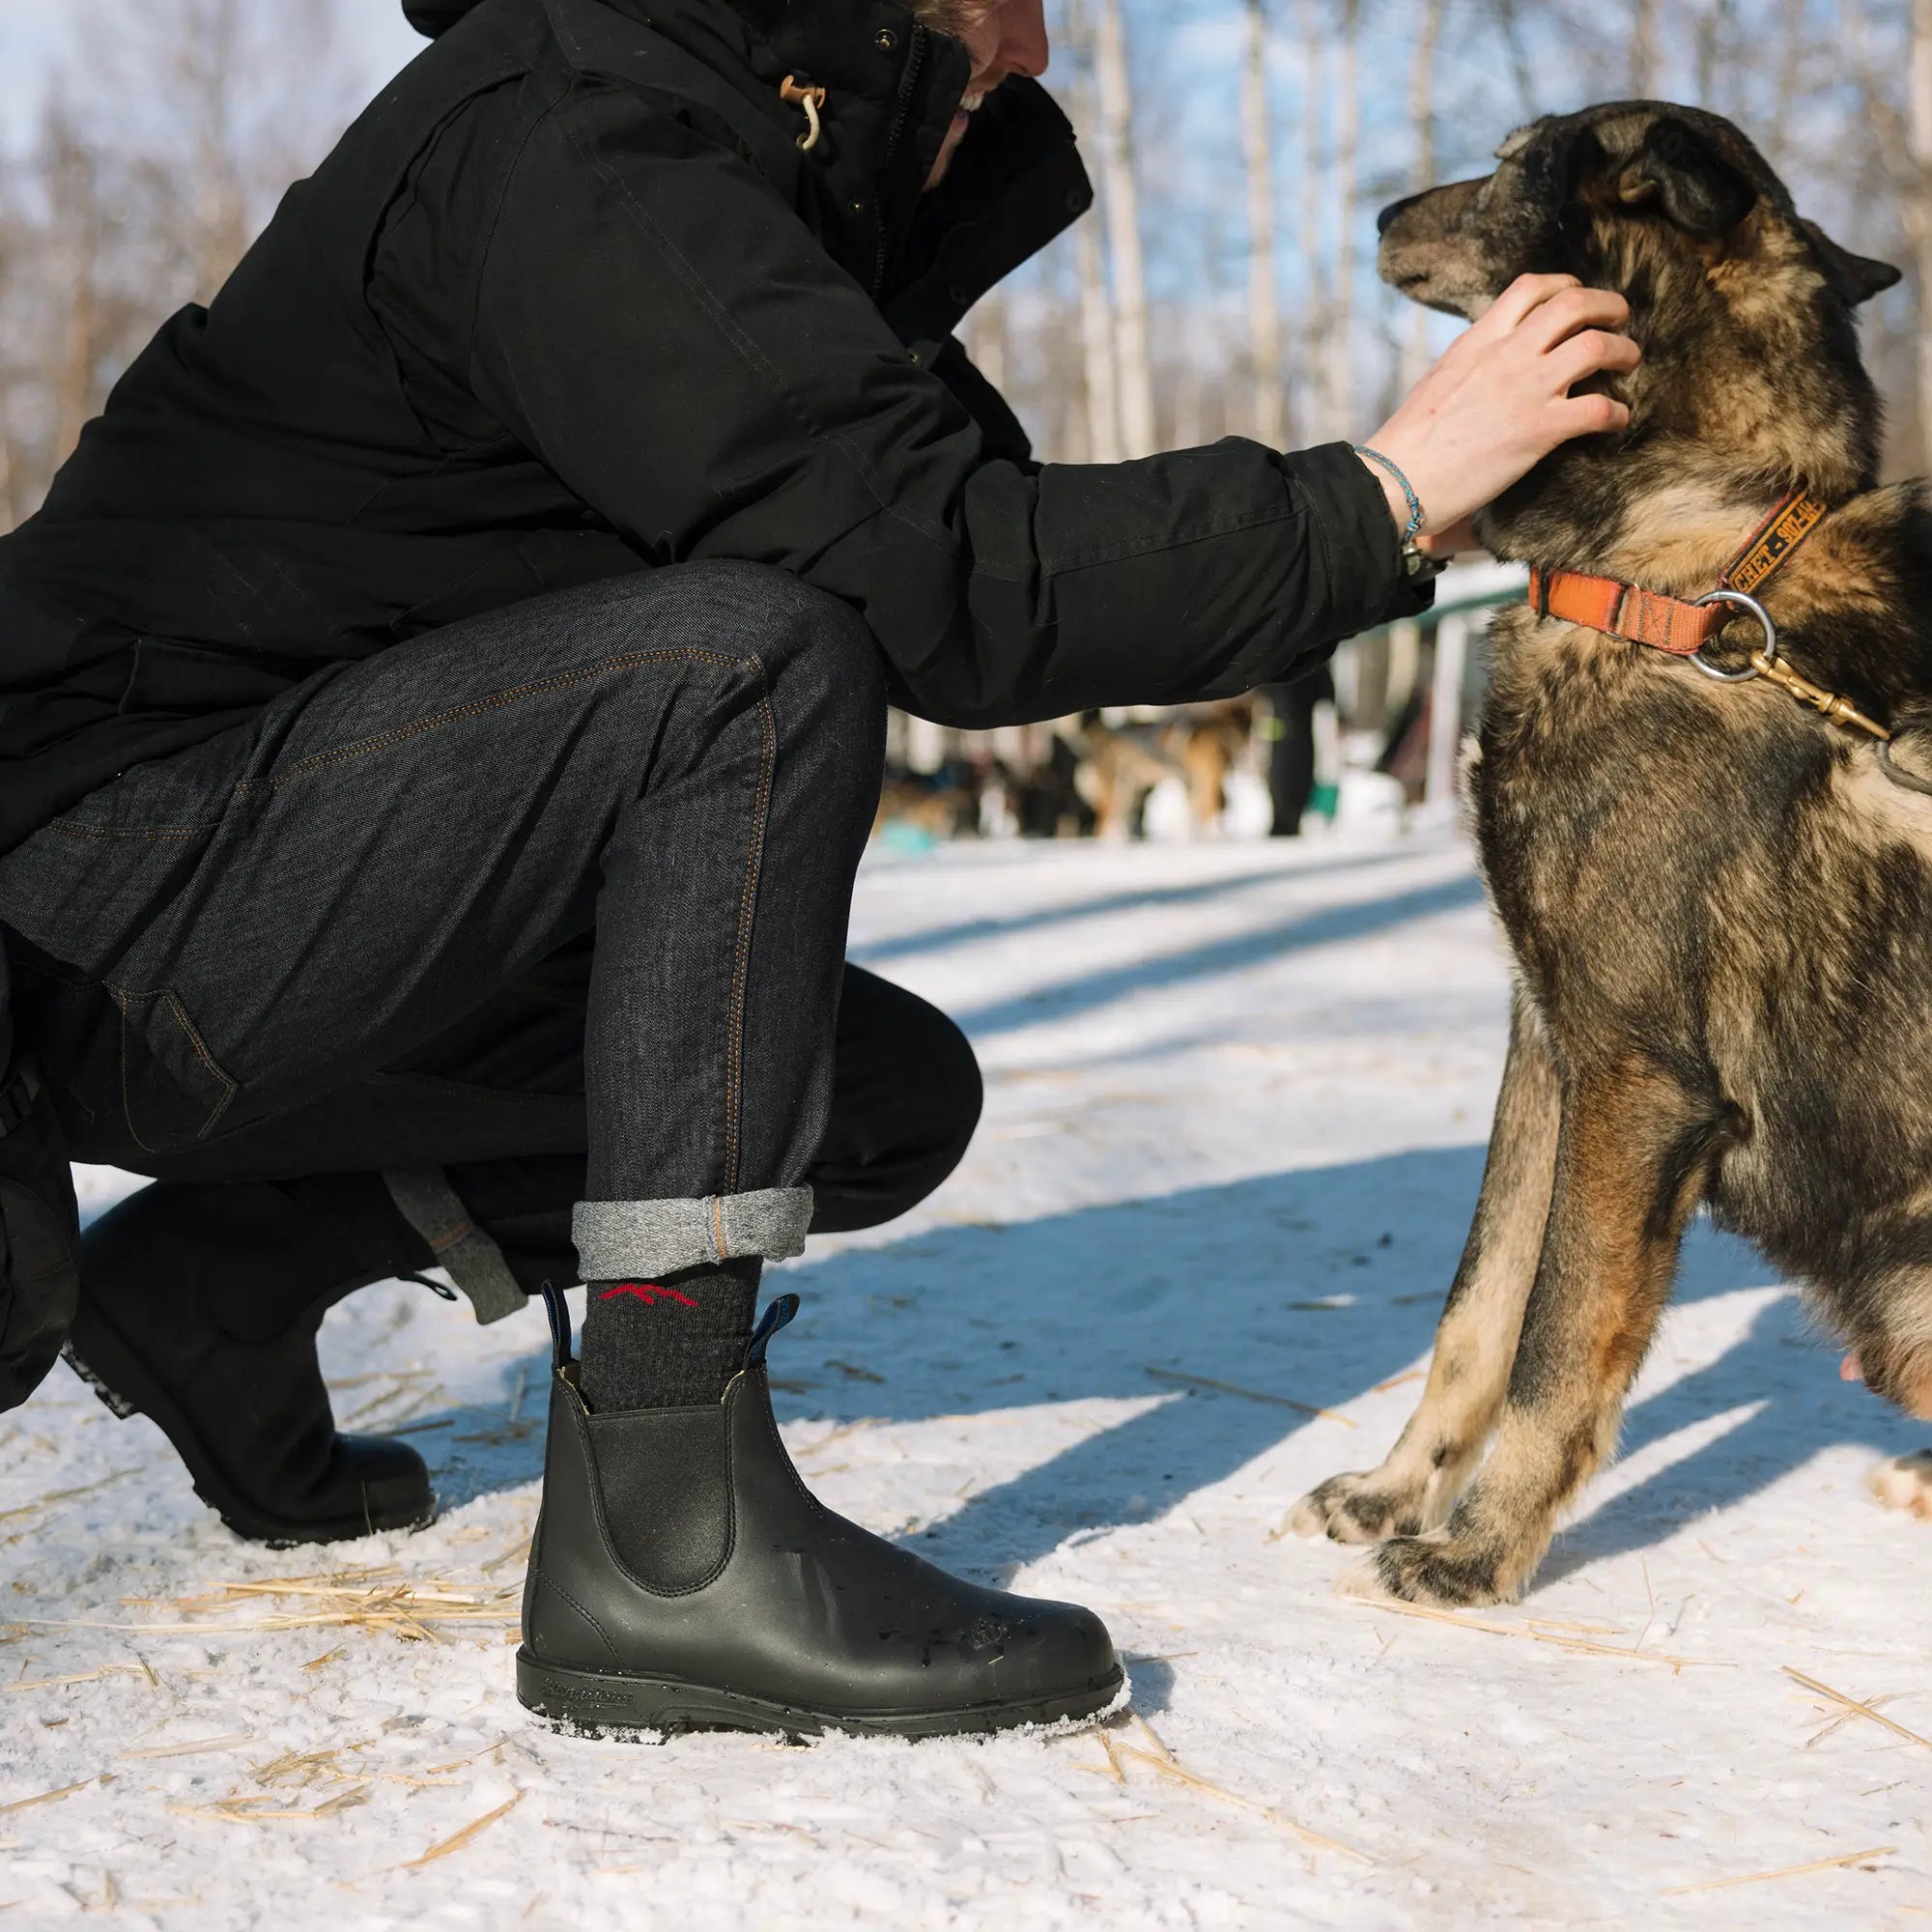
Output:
[0, 0, 1429, 853]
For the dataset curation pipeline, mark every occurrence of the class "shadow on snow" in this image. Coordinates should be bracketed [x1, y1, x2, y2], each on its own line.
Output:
[419, 1145, 1922, 1594]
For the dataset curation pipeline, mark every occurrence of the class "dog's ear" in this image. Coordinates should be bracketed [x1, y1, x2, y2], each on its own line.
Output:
[1798, 217, 1903, 306]
[1616, 117, 1756, 235]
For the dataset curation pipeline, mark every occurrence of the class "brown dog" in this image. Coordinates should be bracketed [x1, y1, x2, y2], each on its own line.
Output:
[1070, 700, 1258, 839]
[1290, 101, 1932, 1606]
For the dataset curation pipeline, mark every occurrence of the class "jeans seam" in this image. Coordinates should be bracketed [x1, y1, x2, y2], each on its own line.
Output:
[721, 653, 776, 1197]
[111, 984, 241, 1151]
[41, 824, 214, 842]
[231, 647, 756, 795]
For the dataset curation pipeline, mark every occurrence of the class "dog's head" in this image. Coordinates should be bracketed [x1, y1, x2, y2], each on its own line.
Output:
[1378, 102, 1901, 517]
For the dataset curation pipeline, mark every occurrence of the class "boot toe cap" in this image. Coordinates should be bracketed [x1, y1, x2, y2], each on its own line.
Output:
[333, 1434, 436, 1530]
[988, 1593, 1122, 1706]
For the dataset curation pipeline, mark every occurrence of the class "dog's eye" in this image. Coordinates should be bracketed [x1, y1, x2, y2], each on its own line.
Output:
[1494, 126, 1535, 162]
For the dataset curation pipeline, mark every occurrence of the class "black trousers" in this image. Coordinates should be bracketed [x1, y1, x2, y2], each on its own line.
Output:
[0, 565, 982, 1313]
[383, 952, 984, 1294]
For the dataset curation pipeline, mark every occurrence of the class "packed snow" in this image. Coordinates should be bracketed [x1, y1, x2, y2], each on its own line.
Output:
[3, 825, 1929, 1927]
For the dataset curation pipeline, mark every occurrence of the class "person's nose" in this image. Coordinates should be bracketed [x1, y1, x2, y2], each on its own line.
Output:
[997, 0, 1050, 81]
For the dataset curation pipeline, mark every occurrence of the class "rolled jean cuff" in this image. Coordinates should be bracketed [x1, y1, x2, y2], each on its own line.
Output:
[572, 1186, 814, 1279]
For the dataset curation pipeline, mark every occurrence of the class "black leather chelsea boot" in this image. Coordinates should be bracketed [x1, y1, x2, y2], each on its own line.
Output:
[517, 1290, 1127, 1739]
[65, 1176, 440, 1545]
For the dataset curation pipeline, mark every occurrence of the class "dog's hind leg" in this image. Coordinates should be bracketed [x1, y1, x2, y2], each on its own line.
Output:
[1289, 988, 1559, 1544]
[1343, 1058, 1723, 1607]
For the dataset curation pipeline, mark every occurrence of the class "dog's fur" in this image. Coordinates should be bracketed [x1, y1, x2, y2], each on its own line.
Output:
[1071, 700, 1258, 839]
[1290, 101, 1932, 1607]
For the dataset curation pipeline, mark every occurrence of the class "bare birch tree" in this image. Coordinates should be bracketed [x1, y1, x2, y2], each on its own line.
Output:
[1910, 0, 1932, 474]
[1293, 0, 1327, 440]
[1328, 0, 1362, 439]
[1403, 0, 1445, 388]
[1093, 0, 1157, 456]
[1629, 0, 1662, 95]
[1241, 0, 1288, 446]
[1847, 0, 1932, 473]
[1063, 0, 1121, 463]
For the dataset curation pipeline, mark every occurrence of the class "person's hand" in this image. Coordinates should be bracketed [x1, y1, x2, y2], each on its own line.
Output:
[1356, 274, 1641, 553]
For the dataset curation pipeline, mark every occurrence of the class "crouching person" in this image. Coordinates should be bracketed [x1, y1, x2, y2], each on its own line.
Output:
[0, 0, 1634, 1736]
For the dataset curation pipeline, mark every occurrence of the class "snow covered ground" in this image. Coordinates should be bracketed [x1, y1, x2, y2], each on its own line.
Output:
[4, 826, 1930, 1928]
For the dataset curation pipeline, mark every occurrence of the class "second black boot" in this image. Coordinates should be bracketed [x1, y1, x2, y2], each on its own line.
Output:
[65, 1176, 441, 1545]
[518, 1292, 1127, 1739]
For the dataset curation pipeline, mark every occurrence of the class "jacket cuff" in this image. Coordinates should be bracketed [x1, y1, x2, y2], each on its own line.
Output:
[1278, 441, 1435, 639]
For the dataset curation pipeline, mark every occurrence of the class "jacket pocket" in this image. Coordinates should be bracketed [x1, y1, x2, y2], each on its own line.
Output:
[113, 987, 239, 1152]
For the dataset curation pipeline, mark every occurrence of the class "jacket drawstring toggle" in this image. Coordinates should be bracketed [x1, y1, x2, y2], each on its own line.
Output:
[779, 76, 826, 153]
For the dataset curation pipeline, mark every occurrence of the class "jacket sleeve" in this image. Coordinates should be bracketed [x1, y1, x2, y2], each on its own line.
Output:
[925, 339, 1035, 467]
[462, 80, 1428, 727]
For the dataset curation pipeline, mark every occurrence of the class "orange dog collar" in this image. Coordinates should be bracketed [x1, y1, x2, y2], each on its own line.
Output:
[1527, 491, 1828, 656]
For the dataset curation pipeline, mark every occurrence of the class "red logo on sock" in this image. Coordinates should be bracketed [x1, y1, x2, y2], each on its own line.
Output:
[599, 1281, 699, 1308]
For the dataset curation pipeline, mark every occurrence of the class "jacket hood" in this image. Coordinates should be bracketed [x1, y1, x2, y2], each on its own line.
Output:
[403, 0, 1090, 336]
[403, 1, 481, 32]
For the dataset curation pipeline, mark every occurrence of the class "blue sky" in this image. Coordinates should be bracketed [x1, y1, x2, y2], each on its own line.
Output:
[0, 0, 427, 148]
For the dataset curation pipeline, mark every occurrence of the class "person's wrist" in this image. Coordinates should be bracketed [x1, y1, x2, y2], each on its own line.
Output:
[1369, 465, 1413, 539]
[1350, 440, 1429, 544]
[1351, 441, 1448, 588]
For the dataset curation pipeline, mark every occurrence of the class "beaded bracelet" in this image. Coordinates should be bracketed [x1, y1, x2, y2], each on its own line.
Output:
[1350, 444, 1425, 546]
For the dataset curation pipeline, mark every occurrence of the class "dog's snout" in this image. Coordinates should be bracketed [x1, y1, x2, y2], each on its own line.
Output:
[1378, 189, 1428, 237]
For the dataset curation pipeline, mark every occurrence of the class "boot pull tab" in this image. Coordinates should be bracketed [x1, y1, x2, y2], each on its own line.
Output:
[744, 1293, 800, 1369]
[538, 1280, 572, 1372]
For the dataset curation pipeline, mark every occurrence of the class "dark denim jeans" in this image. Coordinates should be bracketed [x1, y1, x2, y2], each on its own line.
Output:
[0, 564, 968, 1316]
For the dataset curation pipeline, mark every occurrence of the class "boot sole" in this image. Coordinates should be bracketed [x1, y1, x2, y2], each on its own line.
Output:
[516, 1649, 1128, 1741]
[64, 1298, 437, 1548]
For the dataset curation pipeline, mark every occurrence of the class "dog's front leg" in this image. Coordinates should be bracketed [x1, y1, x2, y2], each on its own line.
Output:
[1289, 988, 1559, 1544]
[1344, 1059, 1717, 1607]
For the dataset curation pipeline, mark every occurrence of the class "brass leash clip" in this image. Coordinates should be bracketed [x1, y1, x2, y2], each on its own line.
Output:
[1747, 651, 1891, 741]
[1690, 588, 1891, 740]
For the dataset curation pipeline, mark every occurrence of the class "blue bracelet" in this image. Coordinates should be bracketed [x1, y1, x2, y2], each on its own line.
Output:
[1351, 444, 1425, 545]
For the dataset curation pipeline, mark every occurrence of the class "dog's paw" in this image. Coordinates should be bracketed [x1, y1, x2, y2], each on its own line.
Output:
[1868, 1450, 1932, 1518]
[1285, 1470, 1430, 1546]
[1335, 1531, 1515, 1609]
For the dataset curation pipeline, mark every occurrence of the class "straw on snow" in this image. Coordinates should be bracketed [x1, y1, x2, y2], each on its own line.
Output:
[1662, 1845, 1895, 1894]
[1783, 1666, 1932, 1751]
[393, 1789, 524, 1868]
[0, 1467, 141, 1529]
[1068, 1715, 1372, 1864]
[1349, 1595, 1719, 1668]
[1145, 1366, 1357, 1426]
[23, 1564, 521, 1641]
[0, 1776, 98, 1816]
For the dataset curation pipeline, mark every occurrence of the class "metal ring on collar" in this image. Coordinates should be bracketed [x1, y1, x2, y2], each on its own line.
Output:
[1688, 588, 1776, 683]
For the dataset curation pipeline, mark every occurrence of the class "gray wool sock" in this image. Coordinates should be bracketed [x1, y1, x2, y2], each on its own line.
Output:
[578, 1257, 762, 1411]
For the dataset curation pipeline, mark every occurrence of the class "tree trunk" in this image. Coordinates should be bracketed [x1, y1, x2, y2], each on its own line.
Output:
[1065, 0, 1120, 465]
[49, 128, 101, 466]
[1630, 0, 1662, 96]
[1293, 0, 1325, 440]
[1241, 0, 1286, 447]
[1913, 0, 1932, 474]
[1094, 0, 1157, 457]
[1075, 213, 1120, 463]
[1403, 0, 1444, 389]
[970, 290, 1008, 398]
[1328, 0, 1361, 438]
[1770, 0, 1807, 163]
